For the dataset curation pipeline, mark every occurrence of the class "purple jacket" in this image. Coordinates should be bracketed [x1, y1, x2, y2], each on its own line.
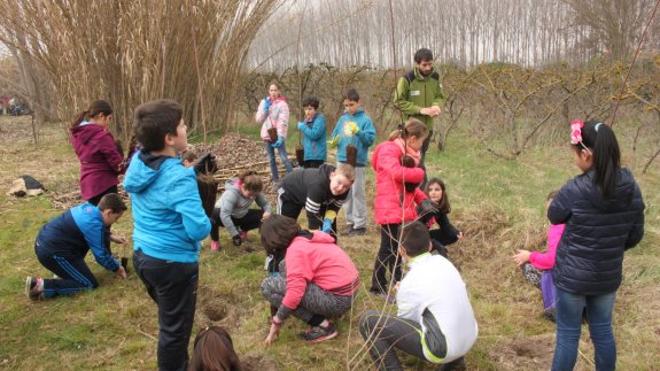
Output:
[70, 123, 124, 200]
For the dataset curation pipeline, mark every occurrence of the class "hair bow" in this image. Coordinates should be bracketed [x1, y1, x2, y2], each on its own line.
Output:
[570, 119, 584, 145]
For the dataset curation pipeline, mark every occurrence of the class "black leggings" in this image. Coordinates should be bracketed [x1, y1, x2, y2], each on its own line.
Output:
[210, 208, 263, 241]
[370, 224, 402, 294]
[87, 185, 118, 206]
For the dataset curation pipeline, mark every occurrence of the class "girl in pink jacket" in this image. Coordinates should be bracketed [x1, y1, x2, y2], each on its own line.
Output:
[260, 215, 359, 344]
[369, 118, 429, 297]
[513, 190, 566, 286]
[255, 82, 293, 182]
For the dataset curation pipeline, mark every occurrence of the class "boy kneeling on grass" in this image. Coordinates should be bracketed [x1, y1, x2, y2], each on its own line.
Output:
[359, 222, 478, 371]
[260, 215, 359, 344]
[25, 193, 128, 300]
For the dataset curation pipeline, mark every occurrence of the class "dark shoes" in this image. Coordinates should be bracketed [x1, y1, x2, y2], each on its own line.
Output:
[25, 276, 43, 300]
[342, 226, 367, 236]
[302, 322, 338, 343]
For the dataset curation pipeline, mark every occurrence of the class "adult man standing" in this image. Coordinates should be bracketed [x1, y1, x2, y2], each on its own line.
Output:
[393, 48, 444, 186]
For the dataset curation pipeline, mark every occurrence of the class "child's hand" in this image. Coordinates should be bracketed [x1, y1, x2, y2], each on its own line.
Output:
[264, 318, 281, 346]
[270, 137, 284, 148]
[115, 266, 127, 279]
[327, 136, 339, 148]
[430, 106, 442, 116]
[513, 249, 531, 266]
[457, 231, 464, 240]
[110, 234, 127, 244]
[297, 122, 305, 130]
[262, 211, 272, 220]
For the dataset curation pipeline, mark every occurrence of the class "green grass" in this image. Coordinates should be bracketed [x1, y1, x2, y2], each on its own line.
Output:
[0, 116, 657, 370]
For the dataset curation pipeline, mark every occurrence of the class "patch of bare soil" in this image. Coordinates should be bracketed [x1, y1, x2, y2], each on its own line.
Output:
[196, 284, 242, 329]
[489, 333, 555, 370]
[241, 355, 279, 371]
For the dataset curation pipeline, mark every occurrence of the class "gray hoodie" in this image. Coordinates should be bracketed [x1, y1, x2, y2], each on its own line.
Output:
[215, 178, 271, 236]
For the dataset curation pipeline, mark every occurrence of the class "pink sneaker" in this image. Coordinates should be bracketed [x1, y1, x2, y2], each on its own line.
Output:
[239, 231, 248, 241]
[210, 240, 221, 251]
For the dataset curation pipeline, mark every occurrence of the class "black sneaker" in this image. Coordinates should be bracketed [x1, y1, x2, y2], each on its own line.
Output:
[303, 322, 338, 343]
[25, 276, 42, 301]
[347, 227, 367, 236]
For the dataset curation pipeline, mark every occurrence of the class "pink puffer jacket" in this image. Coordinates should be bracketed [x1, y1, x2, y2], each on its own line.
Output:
[256, 96, 289, 141]
[372, 140, 427, 225]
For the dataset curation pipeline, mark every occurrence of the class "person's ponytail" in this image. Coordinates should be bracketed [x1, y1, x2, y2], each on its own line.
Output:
[71, 110, 89, 129]
[583, 121, 620, 199]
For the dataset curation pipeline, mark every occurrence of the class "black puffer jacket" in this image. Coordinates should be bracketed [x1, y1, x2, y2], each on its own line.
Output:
[548, 168, 645, 295]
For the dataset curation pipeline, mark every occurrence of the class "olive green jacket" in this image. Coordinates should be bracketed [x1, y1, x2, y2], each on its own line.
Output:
[393, 66, 445, 128]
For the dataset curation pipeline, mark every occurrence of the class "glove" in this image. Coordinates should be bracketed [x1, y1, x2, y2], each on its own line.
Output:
[262, 97, 271, 113]
[321, 218, 333, 234]
[232, 234, 242, 246]
[297, 122, 306, 131]
[343, 121, 359, 137]
[327, 136, 340, 149]
[270, 136, 284, 148]
[417, 199, 439, 225]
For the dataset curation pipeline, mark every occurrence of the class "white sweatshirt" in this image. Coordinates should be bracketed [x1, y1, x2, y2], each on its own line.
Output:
[396, 252, 478, 363]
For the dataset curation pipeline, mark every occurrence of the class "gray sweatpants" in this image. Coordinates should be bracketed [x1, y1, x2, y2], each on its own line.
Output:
[359, 310, 464, 371]
[261, 265, 354, 324]
[343, 164, 367, 229]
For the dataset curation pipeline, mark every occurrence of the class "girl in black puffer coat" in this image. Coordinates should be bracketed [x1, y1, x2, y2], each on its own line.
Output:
[548, 120, 645, 371]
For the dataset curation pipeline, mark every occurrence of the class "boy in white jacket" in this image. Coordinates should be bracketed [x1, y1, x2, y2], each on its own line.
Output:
[359, 221, 478, 370]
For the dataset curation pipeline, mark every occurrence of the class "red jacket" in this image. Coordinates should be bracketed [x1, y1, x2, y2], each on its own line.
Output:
[372, 140, 427, 225]
[281, 231, 359, 311]
[70, 123, 124, 200]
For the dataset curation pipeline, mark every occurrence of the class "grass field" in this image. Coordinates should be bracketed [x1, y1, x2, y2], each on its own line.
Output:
[0, 116, 657, 370]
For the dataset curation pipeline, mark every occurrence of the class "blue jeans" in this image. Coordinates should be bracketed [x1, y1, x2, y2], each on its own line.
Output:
[265, 141, 293, 181]
[552, 288, 617, 371]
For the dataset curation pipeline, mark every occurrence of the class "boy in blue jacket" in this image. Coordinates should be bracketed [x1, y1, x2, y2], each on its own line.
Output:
[330, 88, 376, 235]
[124, 99, 211, 371]
[297, 96, 327, 168]
[25, 193, 128, 300]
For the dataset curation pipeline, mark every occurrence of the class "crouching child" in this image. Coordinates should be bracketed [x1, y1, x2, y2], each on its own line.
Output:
[360, 222, 478, 370]
[25, 193, 128, 300]
[260, 215, 359, 344]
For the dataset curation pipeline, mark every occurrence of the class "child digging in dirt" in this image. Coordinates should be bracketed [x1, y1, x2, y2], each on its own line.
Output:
[25, 193, 128, 300]
[359, 222, 478, 371]
[260, 215, 359, 344]
[329, 88, 376, 236]
[548, 120, 644, 370]
[189, 326, 242, 371]
[124, 99, 211, 371]
[277, 163, 354, 237]
[296, 96, 327, 168]
[512, 190, 565, 321]
[417, 177, 463, 258]
[209, 170, 272, 251]
[369, 118, 429, 299]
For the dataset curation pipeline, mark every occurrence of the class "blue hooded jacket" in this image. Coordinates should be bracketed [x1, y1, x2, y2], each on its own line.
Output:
[331, 109, 376, 167]
[298, 113, 327, 162]
[123, 151, 211, 263]
[36, 202, 119, 272]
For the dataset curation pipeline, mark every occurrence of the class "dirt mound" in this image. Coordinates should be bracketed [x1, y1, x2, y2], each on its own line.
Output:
[191, 133, 294, 198]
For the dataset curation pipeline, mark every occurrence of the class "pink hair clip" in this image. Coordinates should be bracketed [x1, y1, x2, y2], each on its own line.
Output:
[570, 119, 584, 145]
